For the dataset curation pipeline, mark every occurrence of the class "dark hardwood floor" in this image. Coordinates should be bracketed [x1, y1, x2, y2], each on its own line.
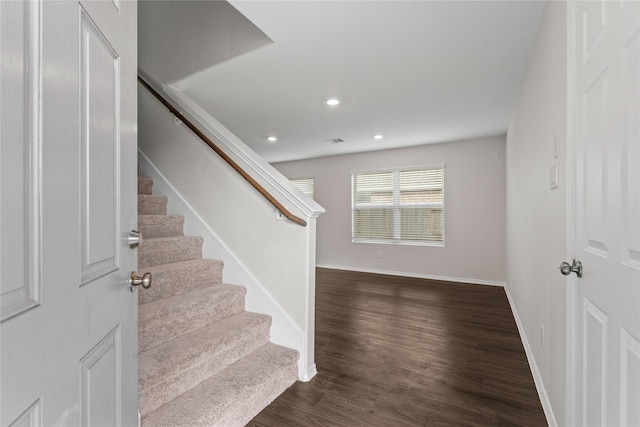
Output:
[248, 268, 546, 426]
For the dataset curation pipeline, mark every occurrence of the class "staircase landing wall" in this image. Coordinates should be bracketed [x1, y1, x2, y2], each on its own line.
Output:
[138, 86, 318, 381]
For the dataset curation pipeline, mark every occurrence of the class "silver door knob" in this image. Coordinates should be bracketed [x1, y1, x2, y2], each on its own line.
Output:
[129, 271, 152, 292]
[559, 260, 583, 278]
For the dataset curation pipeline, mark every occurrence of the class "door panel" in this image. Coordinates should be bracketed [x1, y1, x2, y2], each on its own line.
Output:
[620, 29, 639, 269]
[581, 67, 609, 257]
[80, 8, 120, 284]
[583, 299, 607, 426]
[0, 0, 42, 321]
[0, 1, 138, 426]
[9, 399, 42, 427]
[80, 326, 121, 427]
[571, 1, 640, 426]
[620, 329, 640, 426]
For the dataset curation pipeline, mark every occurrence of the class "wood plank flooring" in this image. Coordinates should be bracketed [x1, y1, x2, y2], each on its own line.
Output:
[248, 268, 547, 426]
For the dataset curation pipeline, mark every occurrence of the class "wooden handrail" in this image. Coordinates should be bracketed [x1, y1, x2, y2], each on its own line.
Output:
[138, 75, 307, 227]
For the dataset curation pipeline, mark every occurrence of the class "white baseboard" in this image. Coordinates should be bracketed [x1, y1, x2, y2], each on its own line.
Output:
[503, 285, 557, 427]
[300, 363, 317, 382]
[316, 264, 505, 287]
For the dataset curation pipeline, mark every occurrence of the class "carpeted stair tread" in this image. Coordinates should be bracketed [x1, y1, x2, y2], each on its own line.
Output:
[138, 194, 168, 215]
[138, 177, 153, 195]
[139, 236, 203, 268]
[139, 311, 273, 416]
[141, 343, 298, 427]
[138, 259, 224, 305]
[139, 284, 246, 352]
[139, 214, 184, 239]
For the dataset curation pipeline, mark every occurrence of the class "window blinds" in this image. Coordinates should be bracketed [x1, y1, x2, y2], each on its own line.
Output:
[290, 177, 314, 199]
[352, 167, 444, 244]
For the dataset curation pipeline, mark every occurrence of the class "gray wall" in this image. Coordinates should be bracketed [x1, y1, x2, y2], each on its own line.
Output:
[506, 2, 567, 424]
[138, 1, 271, 83]
[274, 136, 506, 285]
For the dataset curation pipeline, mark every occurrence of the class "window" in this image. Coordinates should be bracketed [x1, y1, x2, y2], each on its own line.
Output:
[290, 177, 314, 199]
[352, 166, 444, 245]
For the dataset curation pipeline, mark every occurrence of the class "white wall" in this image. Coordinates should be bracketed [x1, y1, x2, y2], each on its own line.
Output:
[274, 136, 506, 285]
[505, 2, 566, 425]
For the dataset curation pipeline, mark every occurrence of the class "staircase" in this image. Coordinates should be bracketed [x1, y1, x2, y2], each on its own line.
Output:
[137, 177, 298, 427]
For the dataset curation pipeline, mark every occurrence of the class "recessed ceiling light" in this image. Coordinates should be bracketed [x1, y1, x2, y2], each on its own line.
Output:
[374, 134, 384, 140]
[267, 136, 278, 142]
[326, 98, 340, 106]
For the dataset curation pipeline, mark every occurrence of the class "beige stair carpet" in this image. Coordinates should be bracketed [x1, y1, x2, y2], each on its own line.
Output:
[136, 176, 298, 426]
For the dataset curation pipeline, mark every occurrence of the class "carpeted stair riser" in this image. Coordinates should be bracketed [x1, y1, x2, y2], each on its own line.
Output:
[138, 236, 203, 268]
[139, 312, 273, 417]
[142, 343, 299, 427]
[138, 259, 224, 305]
[139, 284, 246, 352]
[139, 215, 184, 239]
[138, 177, 153, 195]
[138, 194, 168, 215]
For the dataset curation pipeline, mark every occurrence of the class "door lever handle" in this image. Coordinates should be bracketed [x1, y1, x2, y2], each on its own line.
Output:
[559, 260, 583, 278]
[129, 272, 152, 292]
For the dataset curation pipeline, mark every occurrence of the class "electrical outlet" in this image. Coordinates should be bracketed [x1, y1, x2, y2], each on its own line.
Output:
[378, 251, 384, 259]
[540, 325, 544, 347]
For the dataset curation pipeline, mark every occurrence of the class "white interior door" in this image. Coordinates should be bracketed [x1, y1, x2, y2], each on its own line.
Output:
[1, 1, 138, 426]
[570, 1, 640, 426]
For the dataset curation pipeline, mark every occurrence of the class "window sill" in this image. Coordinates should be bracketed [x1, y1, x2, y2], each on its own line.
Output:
[352, 238, 445, 247]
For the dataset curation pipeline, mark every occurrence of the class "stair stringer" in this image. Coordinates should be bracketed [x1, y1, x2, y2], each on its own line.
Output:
[138, 152, 317, 381]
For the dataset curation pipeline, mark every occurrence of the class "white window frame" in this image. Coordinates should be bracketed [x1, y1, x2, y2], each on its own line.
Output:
[351, 164, 445, 247]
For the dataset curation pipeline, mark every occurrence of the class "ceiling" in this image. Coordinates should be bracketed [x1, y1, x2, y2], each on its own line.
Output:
[175, 1, 547, 164]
